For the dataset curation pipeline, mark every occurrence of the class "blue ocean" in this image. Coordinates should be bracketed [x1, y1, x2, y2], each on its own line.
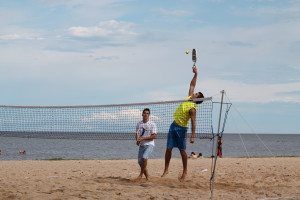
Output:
[0, 134, 299, 161]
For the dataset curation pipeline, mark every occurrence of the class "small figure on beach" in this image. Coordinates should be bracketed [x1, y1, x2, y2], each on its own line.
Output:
[19, 150, 26, 155]
[135, 108, 157, 181]
[189, 152, 203, 159]
[217, 136, 223, 158]
[189, 152, 198, 159]
[161, 65, 204, 181]
[0, 150, 2, 155]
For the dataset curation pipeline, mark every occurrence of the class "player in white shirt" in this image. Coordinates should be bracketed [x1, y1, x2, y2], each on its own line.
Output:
[135, 108, 157, 180]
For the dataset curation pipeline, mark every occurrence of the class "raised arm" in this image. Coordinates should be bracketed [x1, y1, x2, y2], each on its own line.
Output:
[188, 66, 198, 97]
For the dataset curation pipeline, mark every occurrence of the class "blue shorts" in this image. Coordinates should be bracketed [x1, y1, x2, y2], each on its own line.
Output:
[167, 122, 188, 151]
[138, 145, 154, 165]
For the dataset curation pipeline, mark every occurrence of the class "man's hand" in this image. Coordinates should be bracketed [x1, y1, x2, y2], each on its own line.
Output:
[136, 129, 141, 145]
[192, 65, 198, 74]
[190, 137, 195, 144]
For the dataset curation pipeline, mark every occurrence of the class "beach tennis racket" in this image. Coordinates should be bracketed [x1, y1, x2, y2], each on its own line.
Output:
[136, 129, 141, 146]
[136, 129, 141, 140]
[192, 49, 197, 65]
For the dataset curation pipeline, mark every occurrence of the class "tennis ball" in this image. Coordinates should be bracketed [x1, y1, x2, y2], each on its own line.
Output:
[185, 50, 189, 54]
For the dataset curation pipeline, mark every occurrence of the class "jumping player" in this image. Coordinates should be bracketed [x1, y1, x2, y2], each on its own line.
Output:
[161, 65, 204, 181]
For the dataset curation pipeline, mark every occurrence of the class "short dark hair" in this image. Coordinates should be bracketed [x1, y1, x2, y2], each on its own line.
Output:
[196, 92, 204, 104]
[143, 108, 150, 114]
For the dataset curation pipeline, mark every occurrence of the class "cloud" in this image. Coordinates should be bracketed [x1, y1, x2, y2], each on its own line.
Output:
[83, 109, 160, 122]
[256, 5, 300, 22]
[1, 0, 300, 108]
[227, 41, 254, 47]
[68, 27, 110, 38]
[68, 20, 138, 38]
[83, 109, 140, 121]
[66, 20, 139, 46]
[152, 8, 191, 16]
[0, 34, 24, 40]
[276, 90, 300, 96]
[202, 78, 300, 103]
[92, 55, 119, 61]
[0, 33, 45, 41]
[232, 1, 300, 23]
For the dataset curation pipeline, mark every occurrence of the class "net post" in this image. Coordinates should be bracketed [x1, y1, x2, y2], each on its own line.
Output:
[217, 90, 225, 135]
[210, 90, 225, 198]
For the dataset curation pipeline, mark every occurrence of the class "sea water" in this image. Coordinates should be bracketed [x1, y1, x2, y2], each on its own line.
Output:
[0, 134, 299, 161]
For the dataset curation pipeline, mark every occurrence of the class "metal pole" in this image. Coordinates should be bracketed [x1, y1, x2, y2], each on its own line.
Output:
[210, 90, 225, 198]
[217, 90, 225, 136]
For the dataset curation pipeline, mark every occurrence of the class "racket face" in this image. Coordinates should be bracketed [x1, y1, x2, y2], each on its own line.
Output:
[192, 49, 197, 63]
[136, 129, 141, 141]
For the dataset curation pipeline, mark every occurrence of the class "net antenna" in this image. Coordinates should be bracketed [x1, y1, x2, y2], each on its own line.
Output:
[192, 48, 197, 66]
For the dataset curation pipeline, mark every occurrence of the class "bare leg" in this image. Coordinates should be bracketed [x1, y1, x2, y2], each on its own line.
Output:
[135, 164, 143, 180]
[141, 158, 149, 180]
[179, 150, 188, 182]
[161, 147, 173, 177]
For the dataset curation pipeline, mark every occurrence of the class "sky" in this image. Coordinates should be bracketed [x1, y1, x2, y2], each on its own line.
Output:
[0, 0, 299, 134]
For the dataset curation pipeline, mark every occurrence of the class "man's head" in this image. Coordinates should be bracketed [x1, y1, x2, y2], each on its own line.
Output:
[142, 108, 150, 122]
[195, 92, 204, 104]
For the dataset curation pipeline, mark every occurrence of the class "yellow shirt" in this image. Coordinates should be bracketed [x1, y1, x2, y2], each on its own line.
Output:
[174, 96, 198, 127]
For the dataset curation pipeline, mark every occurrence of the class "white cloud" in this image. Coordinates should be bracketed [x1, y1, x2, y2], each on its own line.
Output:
[202, 78, 300, 103]
[0, 34, 24, 40]
[68, 27, 111, 37]
[68, 20, 138, 39]
[152, 8, 191, 16]
[256, 4, 300, 22]
[35, 0, 123, 7]
[83, 109, 160, 122]
[83, 109, 141, 121]
[0, 33, 45, 41]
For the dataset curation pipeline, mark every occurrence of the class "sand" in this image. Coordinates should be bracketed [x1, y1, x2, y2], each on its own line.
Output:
[0, 157, 299, 200]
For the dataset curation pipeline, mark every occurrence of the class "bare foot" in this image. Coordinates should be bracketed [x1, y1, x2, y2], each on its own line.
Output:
[179, 173, 187, 182]
[144, 169, 149, 180]
[133, 175, 142, 182]
[136, 175, 142, 179]
[161, 171, 168, 177]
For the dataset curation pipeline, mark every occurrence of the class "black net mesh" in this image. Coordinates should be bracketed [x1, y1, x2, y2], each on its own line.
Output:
[0, 98, 213, 140]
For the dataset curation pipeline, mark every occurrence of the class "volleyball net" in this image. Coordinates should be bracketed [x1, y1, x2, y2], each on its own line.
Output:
[0, 97, 213, 140]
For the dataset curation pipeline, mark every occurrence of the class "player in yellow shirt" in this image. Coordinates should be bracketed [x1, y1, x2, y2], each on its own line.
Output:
[161, 65, 204, 181]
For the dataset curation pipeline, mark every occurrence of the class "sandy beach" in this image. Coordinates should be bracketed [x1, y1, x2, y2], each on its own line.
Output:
[0, 157, 299, 200]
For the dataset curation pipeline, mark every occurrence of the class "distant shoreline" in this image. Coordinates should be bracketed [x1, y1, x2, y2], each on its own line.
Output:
[1, 134, 299, 160]
[36, 155, 300, 161]
[1, 155, 299, 162]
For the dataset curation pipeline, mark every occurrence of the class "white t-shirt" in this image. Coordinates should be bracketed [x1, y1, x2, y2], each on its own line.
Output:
[136, 120, 157, 146]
